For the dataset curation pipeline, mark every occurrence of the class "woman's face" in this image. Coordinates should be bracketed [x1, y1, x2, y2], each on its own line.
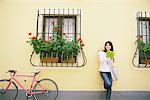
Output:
[105, 43, 111, 51]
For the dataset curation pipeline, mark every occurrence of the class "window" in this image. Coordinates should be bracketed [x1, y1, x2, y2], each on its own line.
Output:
[37, 9, 81, 42]
[43, 16, 77, 42]
[136, 12, 150, 65]
[30, 9, 87, 67]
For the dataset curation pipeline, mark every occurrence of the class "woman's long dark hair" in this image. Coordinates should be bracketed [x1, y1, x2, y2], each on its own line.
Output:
[103, 41, 114, 52]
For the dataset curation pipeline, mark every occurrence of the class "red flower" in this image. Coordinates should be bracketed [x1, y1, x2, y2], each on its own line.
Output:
[28, 32, 32, 35]
[62, 33, 66, 35]
[49, 36, 53, 39]
[137, 35, 143, 40]
[53, 28, 59, 31]
[64, 33, 68, 38]
[32, 36, 37, 40]
[78, 38, 82, 41]
[44, 40, 50, 44]
[51, 22, 54, 25]
[78, 38, 83, 43]
[81, 44, 85, 47]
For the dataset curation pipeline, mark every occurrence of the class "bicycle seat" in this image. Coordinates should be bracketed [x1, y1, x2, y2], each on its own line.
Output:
[34, 71, 40, 74]
[32, 71, 41, 76]
[8, 70, 17, 73]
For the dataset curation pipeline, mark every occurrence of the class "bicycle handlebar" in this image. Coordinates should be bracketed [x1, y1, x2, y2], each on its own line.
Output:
[8, 70, 17, 73]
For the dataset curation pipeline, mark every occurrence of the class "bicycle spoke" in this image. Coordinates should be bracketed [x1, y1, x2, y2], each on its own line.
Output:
[0, 79, 18, 100]
[33, 79, 58, 100]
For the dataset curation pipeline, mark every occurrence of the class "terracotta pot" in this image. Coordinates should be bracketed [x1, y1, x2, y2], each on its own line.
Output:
[62, 59, 75, 63]
[40, 57, 58, 63]
[140, 59, 150, 64]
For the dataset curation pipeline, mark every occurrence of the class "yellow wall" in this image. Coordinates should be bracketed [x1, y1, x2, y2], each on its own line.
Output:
[1, 0, 150, 91]
[0, 1, 3, 68]
[0, 2, 1, 64]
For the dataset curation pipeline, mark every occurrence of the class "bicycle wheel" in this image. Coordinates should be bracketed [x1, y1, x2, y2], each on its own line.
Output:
[0, 79, 18, 100]
[33, 78, 58, 100]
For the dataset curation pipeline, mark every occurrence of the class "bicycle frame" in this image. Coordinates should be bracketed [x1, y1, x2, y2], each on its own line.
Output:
[6, 72, 46, 95]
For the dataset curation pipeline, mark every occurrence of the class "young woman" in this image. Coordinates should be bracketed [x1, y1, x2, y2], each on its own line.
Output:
[98, 41, 114, 100]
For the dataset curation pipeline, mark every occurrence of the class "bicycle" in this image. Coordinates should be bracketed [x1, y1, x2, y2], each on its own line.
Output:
[0, 70, 58, 100]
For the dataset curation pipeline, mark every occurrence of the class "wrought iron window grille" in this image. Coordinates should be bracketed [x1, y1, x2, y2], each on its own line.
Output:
[132, 12, 150, 68]
[30, 9, 87, 67]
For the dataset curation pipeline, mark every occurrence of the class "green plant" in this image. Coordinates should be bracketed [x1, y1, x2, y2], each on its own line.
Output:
[27, 22, 84, 62]
[27, 33, 51, 54]
[136, 35, 150, 59]
[63, 39, 84, 59]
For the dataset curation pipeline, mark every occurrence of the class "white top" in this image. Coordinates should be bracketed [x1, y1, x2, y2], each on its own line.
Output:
[98, 51, 112, 72]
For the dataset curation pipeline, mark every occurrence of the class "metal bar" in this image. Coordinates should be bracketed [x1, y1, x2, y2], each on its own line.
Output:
[80, 9, 81, 38]
[48, 9, 51, 40]
[149, 19, 150, 43]
[36, 9, 39, 35]
[145, 12, 148, 43]
[140, 12, 143, 41]
[66, 9, 69, 67]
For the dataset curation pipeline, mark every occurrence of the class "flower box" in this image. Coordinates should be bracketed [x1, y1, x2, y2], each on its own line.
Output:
[61, 58, 75, 63]
[40, 57, 58, 63]
[140, 59, 150, 64]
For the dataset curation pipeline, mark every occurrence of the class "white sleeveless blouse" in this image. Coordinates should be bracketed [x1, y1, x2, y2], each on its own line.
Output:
[98, 51, 111, 72]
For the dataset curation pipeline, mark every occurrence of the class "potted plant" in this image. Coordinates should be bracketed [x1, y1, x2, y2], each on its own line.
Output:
[27, 22, 84, 63]
[27, 33, 57, 63]
[62, 39, 84, 63]
[136, 35, 150, 64]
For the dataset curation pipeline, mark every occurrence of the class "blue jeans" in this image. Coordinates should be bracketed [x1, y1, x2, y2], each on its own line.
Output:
[100, 72, 112, 100]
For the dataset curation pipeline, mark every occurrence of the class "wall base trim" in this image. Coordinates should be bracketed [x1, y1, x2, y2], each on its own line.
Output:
[1, 90, 150, 100]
